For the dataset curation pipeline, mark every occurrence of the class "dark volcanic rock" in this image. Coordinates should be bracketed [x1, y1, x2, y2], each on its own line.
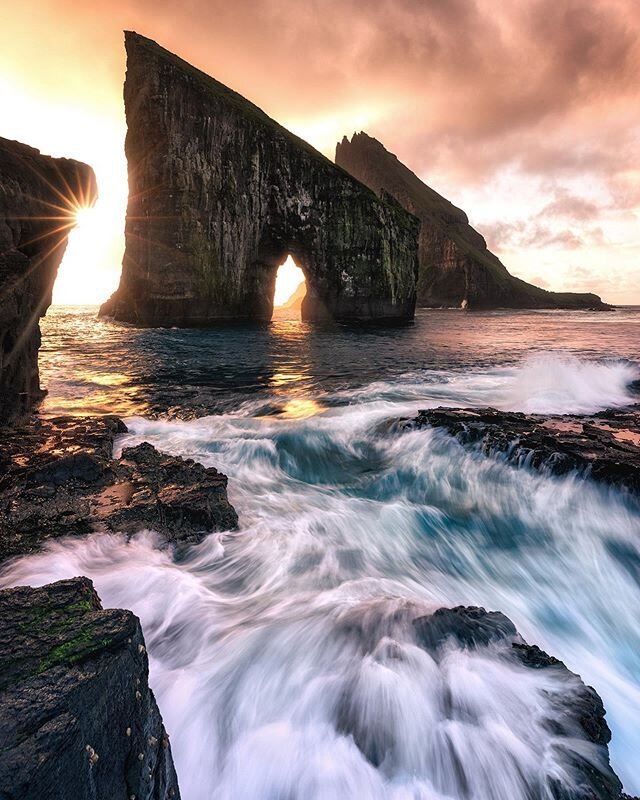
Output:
[0, 415, 238, 561]
[0, 577, 180, 800]
[336, 133, 609, 310]
[337, 603, 625, 798]
[414, 606, 624, 800]
[413, 604, 518, 650]
[100, 32, 419, 326]
[409, 405, 640, 494]
[0, 138, 97, 419]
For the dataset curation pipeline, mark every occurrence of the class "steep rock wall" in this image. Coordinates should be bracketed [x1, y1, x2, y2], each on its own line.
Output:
[0, 137, 97, 419]
[100, 32, 419, 325]
[0, 577, 180, 800]
[336, 132, 609, 310]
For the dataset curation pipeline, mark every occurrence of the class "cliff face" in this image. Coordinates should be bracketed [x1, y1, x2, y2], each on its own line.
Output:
[336, 133, 608, 310]
[100, 32, 419, 326]
[0, 138, 97, 419]
[0, 577, 180, 800]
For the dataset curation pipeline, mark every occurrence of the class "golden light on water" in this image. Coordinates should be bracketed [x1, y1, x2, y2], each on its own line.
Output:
[274, 256, 305, 307]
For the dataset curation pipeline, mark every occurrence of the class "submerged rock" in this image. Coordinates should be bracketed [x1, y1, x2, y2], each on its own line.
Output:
[336, 132, 609, 310]
[408, 405, 640, 494]
[0, 577, 180, 800]
[415, 606, 624, 800]
[337, 603, 626, 799]
[100, 32, 419, 326]
[0, 415, 238, 561]
[0, 138, 97, 420]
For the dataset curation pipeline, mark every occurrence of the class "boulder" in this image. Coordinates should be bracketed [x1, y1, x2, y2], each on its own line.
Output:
[0, 577, 180, 800]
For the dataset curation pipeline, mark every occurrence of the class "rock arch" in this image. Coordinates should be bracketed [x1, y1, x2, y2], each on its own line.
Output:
[100, 32, 419, 326]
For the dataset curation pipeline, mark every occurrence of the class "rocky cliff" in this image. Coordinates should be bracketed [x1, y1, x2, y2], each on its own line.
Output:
[100, 32, 419, 326]
[0, 138, 97, 419]
[0, 577, 180, 800]
[336, 132, 608, 310]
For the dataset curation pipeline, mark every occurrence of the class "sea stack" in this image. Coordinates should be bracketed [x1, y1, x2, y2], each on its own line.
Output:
[100, 33, 419, 326]
[0, 138, 97, 419]
[336, 132, 609, 310]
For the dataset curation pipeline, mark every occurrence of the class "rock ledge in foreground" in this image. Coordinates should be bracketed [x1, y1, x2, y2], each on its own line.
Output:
[0, 415, 238, 561]
[0, 577, 180, 800]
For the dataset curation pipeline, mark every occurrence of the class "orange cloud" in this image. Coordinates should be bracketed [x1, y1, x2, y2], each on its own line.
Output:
[2, 0, 639, 303]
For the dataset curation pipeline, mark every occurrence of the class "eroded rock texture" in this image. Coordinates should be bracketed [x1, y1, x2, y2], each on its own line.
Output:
[0, 577, 180, 800]
[0, 138, 97, 419]
[100, 32, 419, 326]
[336, 132, 609, 310]
[407, 405, 640, 494]
[0, 415, 238, 561]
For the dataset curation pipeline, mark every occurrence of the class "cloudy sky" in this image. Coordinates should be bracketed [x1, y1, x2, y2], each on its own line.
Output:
[2, 0, 638, 304]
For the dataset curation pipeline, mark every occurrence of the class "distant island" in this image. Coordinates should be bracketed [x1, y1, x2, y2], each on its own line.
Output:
[336, 132, 609, 311]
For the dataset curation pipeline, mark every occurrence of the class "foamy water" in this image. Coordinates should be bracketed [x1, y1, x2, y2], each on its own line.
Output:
[3, 352, 639, 797]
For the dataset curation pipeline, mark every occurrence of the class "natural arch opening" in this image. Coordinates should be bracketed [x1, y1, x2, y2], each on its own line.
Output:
[273, 255, 307, 318]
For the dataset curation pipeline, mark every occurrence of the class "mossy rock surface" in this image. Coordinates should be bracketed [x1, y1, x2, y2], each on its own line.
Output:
[0, 577, 181, 800]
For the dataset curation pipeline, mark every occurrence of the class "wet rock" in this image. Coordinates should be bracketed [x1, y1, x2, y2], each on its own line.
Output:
[337, 603, 626, 799]
[0, 415, 238, 561]
[408, 405, 640, 495]
[336, 132, 610, 310]
[413, 604, 518, 650]
[413, 606, 624, 800]
[0, 137, 97, 420]
[0, 577, 180, 800]
[100, 33, 419, 326]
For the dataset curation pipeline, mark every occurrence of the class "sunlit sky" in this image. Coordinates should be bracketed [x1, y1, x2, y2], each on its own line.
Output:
[2, 0, 639, 305]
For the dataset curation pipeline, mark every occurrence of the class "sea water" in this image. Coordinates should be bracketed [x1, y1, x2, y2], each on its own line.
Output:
[2, 306, 639, 797]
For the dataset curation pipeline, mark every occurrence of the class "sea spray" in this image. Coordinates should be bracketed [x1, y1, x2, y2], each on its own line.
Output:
[2, 352, 639, 795]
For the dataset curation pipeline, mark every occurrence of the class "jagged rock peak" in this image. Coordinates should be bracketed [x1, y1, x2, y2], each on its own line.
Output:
[100, 32, 420, 326]
[0, 138, 97, 419]
[336, 131, 609, 310]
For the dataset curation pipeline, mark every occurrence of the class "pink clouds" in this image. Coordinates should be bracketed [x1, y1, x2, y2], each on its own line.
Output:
[3, 0, 639, 301]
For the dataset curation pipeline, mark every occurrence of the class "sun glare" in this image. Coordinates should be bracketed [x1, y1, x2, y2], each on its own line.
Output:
[274, 256, 305, 306]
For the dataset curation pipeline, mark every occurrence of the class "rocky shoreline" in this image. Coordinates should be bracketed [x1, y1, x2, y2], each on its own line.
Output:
[406, 404, 640, 496]
[0, 414, 238, 563]
[0, 577, 180, 800]
[0, 405, 637, 796]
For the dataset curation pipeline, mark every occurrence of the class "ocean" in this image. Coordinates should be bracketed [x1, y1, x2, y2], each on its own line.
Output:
[3, 305, 640, 798]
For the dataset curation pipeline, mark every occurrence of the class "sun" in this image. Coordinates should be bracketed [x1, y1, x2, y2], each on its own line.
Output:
[73, 205, 95, 227]
[274, 256, 305, 306]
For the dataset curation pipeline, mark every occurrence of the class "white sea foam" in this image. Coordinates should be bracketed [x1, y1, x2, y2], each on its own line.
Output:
[2, 353, 639, 797]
